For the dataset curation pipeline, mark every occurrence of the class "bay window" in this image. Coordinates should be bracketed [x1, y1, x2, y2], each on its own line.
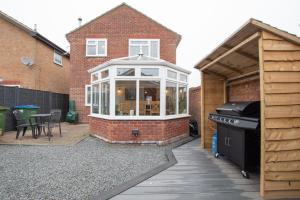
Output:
[166, 81, 177, 115]
[89, 65, 189, 119]
[101, 82, 110, 115]
[92, 84, 100, 114]
[141, 68, 159, 76]
[115, 81, 136, 116]
[117, 68, 135, 76]
[139, 81, 160, 116]
[179, 85, 187, 114]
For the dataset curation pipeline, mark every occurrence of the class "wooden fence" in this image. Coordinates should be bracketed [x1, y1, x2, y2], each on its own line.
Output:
[0, 86, 69, 131]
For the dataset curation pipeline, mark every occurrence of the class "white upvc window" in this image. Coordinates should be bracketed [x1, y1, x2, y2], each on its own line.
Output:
[167, 69, 177, 80]
[180, 74, 188, 82]
[129, 39, 160, 58]
[86, 38, 107, 57]
[85, 85, 91, 106]
[54, 51, 63, 65]
[89, 65, 189, 120]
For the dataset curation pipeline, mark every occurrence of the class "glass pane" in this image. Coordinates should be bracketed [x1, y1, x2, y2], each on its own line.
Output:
[167, 70, 177, 79]
[116, 81, 136, 116]
[87, 45, 97, 55]
[130, 41, 148, 45]
[54, 52, 62, 64]
[86, 86, 91, 104]
[150, 41, 159, 58]
[178, 85, 187, 114]
[92, 73, 99, 82]
[139, 81, 160, 116]
[141, 68, 159, 76]
[101, 70, 109, 79]
[101, 82, 110, 115]
[141, 46, 149, 56]
[180, 74, 187, 82]
[97, 41, 106, 55]
[129, 46, 140, 56]
[117, 68, 135, 76]
[87, 41, 97, 45]
[92, 84, 100, 114]
[166, 82, 177, 115]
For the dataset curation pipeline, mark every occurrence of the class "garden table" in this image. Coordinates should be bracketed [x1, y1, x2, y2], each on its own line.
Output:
[30, 113, 52, 140]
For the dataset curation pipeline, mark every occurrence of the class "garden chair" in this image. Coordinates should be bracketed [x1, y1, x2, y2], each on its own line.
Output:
[13, 110, 38, 139]
[48, 109, 62, 138]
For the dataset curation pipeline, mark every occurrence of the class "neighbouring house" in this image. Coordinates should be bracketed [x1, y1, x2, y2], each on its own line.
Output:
[195, 19, 300, 199]
[0, 11, 70, 94]
[66, 3, 190, 144]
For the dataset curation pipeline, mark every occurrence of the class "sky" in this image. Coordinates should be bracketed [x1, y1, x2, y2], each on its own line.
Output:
[1, 0, 299, 87]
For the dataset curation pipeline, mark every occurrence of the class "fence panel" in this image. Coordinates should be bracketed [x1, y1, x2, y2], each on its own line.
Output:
[0, 86, 69, 131]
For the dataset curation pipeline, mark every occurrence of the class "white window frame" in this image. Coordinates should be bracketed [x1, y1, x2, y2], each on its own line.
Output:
[167, 69, 177, 80]
[53, 51, 63, 66]
[178, 83, 188, 114]
[116, 67, 136, 77]
[179, 73, 188, 83]
[85, 85, 91, 106]
[86, 38, 107, 57]
[141, 68, 160, 77]
[128, 39, 160, 58]
[89, 65, 189, 120]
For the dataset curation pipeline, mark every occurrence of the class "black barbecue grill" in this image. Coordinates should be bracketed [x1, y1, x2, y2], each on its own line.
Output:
[209, 101, 260, 178]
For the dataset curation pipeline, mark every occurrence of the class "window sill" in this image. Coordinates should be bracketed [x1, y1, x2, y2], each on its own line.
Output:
[88, 114, 190, 121]
[54, 62, 63, 66]
[86, 55, 107, 58]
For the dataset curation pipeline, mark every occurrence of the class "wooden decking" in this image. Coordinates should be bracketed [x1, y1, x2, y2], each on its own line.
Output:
[112, 139, 261, 200]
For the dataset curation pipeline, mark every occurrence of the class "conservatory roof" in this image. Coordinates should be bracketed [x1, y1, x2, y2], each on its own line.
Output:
[88, 55, 191, 74]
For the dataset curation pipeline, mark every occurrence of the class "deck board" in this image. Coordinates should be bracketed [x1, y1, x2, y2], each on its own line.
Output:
[112, 139, 262, 200]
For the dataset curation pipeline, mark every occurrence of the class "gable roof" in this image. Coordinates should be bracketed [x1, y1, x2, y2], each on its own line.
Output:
[195, 18, 300, 69]
[0, 10, 69, 56]
[66, 3, 181, 45]
[88, 55, 191, 74]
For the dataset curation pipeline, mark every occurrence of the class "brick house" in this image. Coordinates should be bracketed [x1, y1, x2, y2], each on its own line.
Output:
[66, 3, 190, 144]
[0, 11, 70, 94]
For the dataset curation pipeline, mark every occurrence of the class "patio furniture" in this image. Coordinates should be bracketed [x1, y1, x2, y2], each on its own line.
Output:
[30, 113, 52, 140]
[13, 110, 38, 139]
[14, 105, 40, 124]
[48, 109, 62, 137]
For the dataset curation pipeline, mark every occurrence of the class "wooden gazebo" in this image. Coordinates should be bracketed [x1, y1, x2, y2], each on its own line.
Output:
[195, 19, 300, 198]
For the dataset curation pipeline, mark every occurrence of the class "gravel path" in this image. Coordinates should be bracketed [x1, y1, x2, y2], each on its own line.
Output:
[0, 137, 168, 200]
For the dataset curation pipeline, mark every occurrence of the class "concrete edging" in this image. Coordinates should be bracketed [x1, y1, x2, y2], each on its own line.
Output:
[96, 136, 196, 200]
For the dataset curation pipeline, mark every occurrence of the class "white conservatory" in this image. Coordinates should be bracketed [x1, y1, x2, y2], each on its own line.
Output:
[87, 55, 191, 144]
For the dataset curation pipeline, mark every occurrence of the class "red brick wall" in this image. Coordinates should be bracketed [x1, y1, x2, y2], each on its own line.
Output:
[228, 79, 260, 102]
[66, 4, 180, 122]
[189, 86, 201, 127]
[89, 117, 189, 144]
[0, 18, 70, 94]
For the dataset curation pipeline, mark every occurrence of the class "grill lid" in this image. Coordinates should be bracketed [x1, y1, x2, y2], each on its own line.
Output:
[216, 101, 260, 117]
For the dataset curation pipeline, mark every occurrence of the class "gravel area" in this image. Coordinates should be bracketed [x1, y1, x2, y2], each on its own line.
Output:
[0, 137, 168, 200]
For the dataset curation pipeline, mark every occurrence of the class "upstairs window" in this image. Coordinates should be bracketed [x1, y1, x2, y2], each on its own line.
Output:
[86, 39, 107, 57]
[129, 39, 159, 58]
[54, 51, 62, 65]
